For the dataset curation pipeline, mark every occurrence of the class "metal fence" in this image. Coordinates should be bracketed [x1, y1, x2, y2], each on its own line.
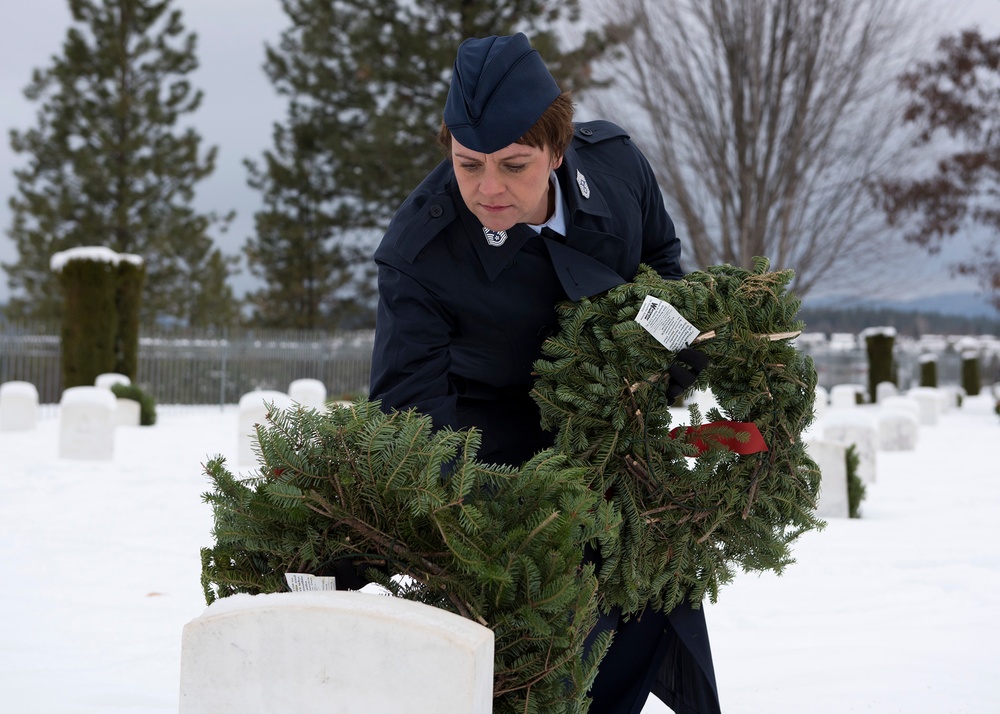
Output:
[794, 332, 1000, 394]
[0, 321, 375, 405]
[3, 320, 998, 405]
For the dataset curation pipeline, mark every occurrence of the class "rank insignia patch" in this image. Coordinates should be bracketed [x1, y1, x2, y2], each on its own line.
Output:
[483, 227, 508, 247]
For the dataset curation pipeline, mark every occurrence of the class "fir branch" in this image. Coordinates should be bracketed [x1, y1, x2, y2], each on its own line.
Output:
[200, 257, 822, 712]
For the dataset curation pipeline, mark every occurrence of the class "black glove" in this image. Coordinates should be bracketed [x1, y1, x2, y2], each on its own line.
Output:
[334, 556, 390, 591]
[665, 347, 710, 402]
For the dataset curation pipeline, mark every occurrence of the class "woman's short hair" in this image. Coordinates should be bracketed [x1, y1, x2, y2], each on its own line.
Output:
[437, 92, 575, 158]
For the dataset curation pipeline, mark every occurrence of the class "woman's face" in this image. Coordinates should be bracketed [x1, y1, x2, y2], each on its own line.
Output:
[451, 137, 563, 232]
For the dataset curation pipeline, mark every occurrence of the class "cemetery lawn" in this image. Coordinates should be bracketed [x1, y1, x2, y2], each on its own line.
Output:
[1, 396, 998, 713]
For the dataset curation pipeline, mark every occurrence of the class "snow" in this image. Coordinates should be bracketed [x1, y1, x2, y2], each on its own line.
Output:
[49, 246, 144, 272]
[1, 395, 999, 713]
[0, 380, 37, 398]
[859, 325, 897, 339]
[60, 385, 117, 408]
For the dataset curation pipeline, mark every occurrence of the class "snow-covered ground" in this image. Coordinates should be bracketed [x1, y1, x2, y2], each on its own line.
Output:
[1, 394, 998, 713]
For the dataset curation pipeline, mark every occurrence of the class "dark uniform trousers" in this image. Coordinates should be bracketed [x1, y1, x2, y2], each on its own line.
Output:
[582, 544, 721, 714]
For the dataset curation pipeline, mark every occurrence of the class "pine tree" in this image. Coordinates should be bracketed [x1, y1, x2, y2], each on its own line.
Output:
[2, 0, 238, 327]
[243, 0, 619, 329]
[845, 444, 865, 518]
[243, 109, 378, 329]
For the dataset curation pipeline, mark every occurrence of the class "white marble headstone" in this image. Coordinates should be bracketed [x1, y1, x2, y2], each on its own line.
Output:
[830, 383, 865, 409]
[59, 386, 115, 460]
[875, 381, 899, 403]
[95, 372, 131, 390]
[875, 401, 919, 451]
[114, 397, 142, 427]
[906, 387, 944, 426]
[821, 409, 877, 484]
[237, 390, 296, 466]
[288, 378, 327, 410]
[179, 591, 494, 714]
[813, 385, 829, 421]
[804, 438, 848, 518]
[0, 381, 39, 432]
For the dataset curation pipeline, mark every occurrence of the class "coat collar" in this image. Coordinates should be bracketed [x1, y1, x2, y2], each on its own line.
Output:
[388, 160, 458, 264]
[452, 181, 535, 282]
[388, 146, 619, 294]
[456, 148, 619, 287]
[557, 145, 612, 222]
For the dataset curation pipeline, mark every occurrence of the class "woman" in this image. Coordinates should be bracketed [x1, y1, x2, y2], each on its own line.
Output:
[369, 33, 720, 714]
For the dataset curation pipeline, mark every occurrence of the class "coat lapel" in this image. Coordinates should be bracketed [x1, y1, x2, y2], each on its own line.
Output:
[451, 153, 628, 298]
[541, 236, 625, 301]
[547, 148, 628, 299]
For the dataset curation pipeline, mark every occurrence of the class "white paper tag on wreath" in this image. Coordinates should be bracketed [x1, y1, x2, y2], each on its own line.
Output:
[284, 572, 337, 592]
[635, 295, 700, 351]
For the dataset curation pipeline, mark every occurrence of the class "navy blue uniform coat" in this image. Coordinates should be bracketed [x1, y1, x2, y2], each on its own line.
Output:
[370, 121, 720, 714]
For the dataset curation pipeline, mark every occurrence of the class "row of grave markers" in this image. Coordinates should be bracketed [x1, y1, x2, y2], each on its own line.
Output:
[0, 376, 332, 462]
[808, 382, 959, 518]
[1, 374, 141, 458]
[3, 377, 962, 711]
[0, 376, 490, 712]
[184, 381, 958, 711]
[4, 375, 959, 500]
[685, 381, 959, 519]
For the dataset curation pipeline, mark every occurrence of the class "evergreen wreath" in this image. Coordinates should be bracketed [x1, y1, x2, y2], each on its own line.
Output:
[199, 256, 822, 713]
[532, 258, 823, 615]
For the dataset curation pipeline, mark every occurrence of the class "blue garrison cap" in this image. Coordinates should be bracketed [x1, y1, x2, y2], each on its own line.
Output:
[443, 33, 561, 154]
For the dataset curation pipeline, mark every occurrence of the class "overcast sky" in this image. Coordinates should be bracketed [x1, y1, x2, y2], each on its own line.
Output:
[1, 0, 999, 306]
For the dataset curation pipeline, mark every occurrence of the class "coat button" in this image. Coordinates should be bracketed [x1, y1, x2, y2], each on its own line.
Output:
[580, 128, 593, 136]
[429, 204, 443, 218]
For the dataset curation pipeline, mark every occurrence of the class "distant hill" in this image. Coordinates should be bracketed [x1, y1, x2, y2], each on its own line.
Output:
[799, 292, 1000, 337]
[897, 292, 1000, 319]
[803, 291, 999, 319]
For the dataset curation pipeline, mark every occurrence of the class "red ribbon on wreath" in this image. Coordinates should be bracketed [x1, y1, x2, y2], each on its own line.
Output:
[669, 420, 768, 455]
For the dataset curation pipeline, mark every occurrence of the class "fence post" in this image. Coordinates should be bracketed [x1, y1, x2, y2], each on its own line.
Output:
[220, 325, 228, 410]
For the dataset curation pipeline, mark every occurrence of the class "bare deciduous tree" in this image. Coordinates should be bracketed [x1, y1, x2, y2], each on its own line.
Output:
[590, 0, 923, 297]
[876, 29, 1000, 310]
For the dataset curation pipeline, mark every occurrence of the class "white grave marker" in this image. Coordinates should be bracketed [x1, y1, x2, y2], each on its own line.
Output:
[906, 387, 944, 426]
[179, 591, 494, 714]
[880, 395, 920, 420]
[804, 438, 848, 518]
[0, 381, 39, 432]
[237, 390, 295, 466]
[830, 383, 865, 409]
[114, 397, 142, 427]
[59, 386, 115, 460]
[813, 385, 829, 421]
[876, 405, 919, 451]
[288, 378, 327, 410]
[821, 409, 877, 484]
[875, 381, 899, 403]
[95, 372, 131, 390]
